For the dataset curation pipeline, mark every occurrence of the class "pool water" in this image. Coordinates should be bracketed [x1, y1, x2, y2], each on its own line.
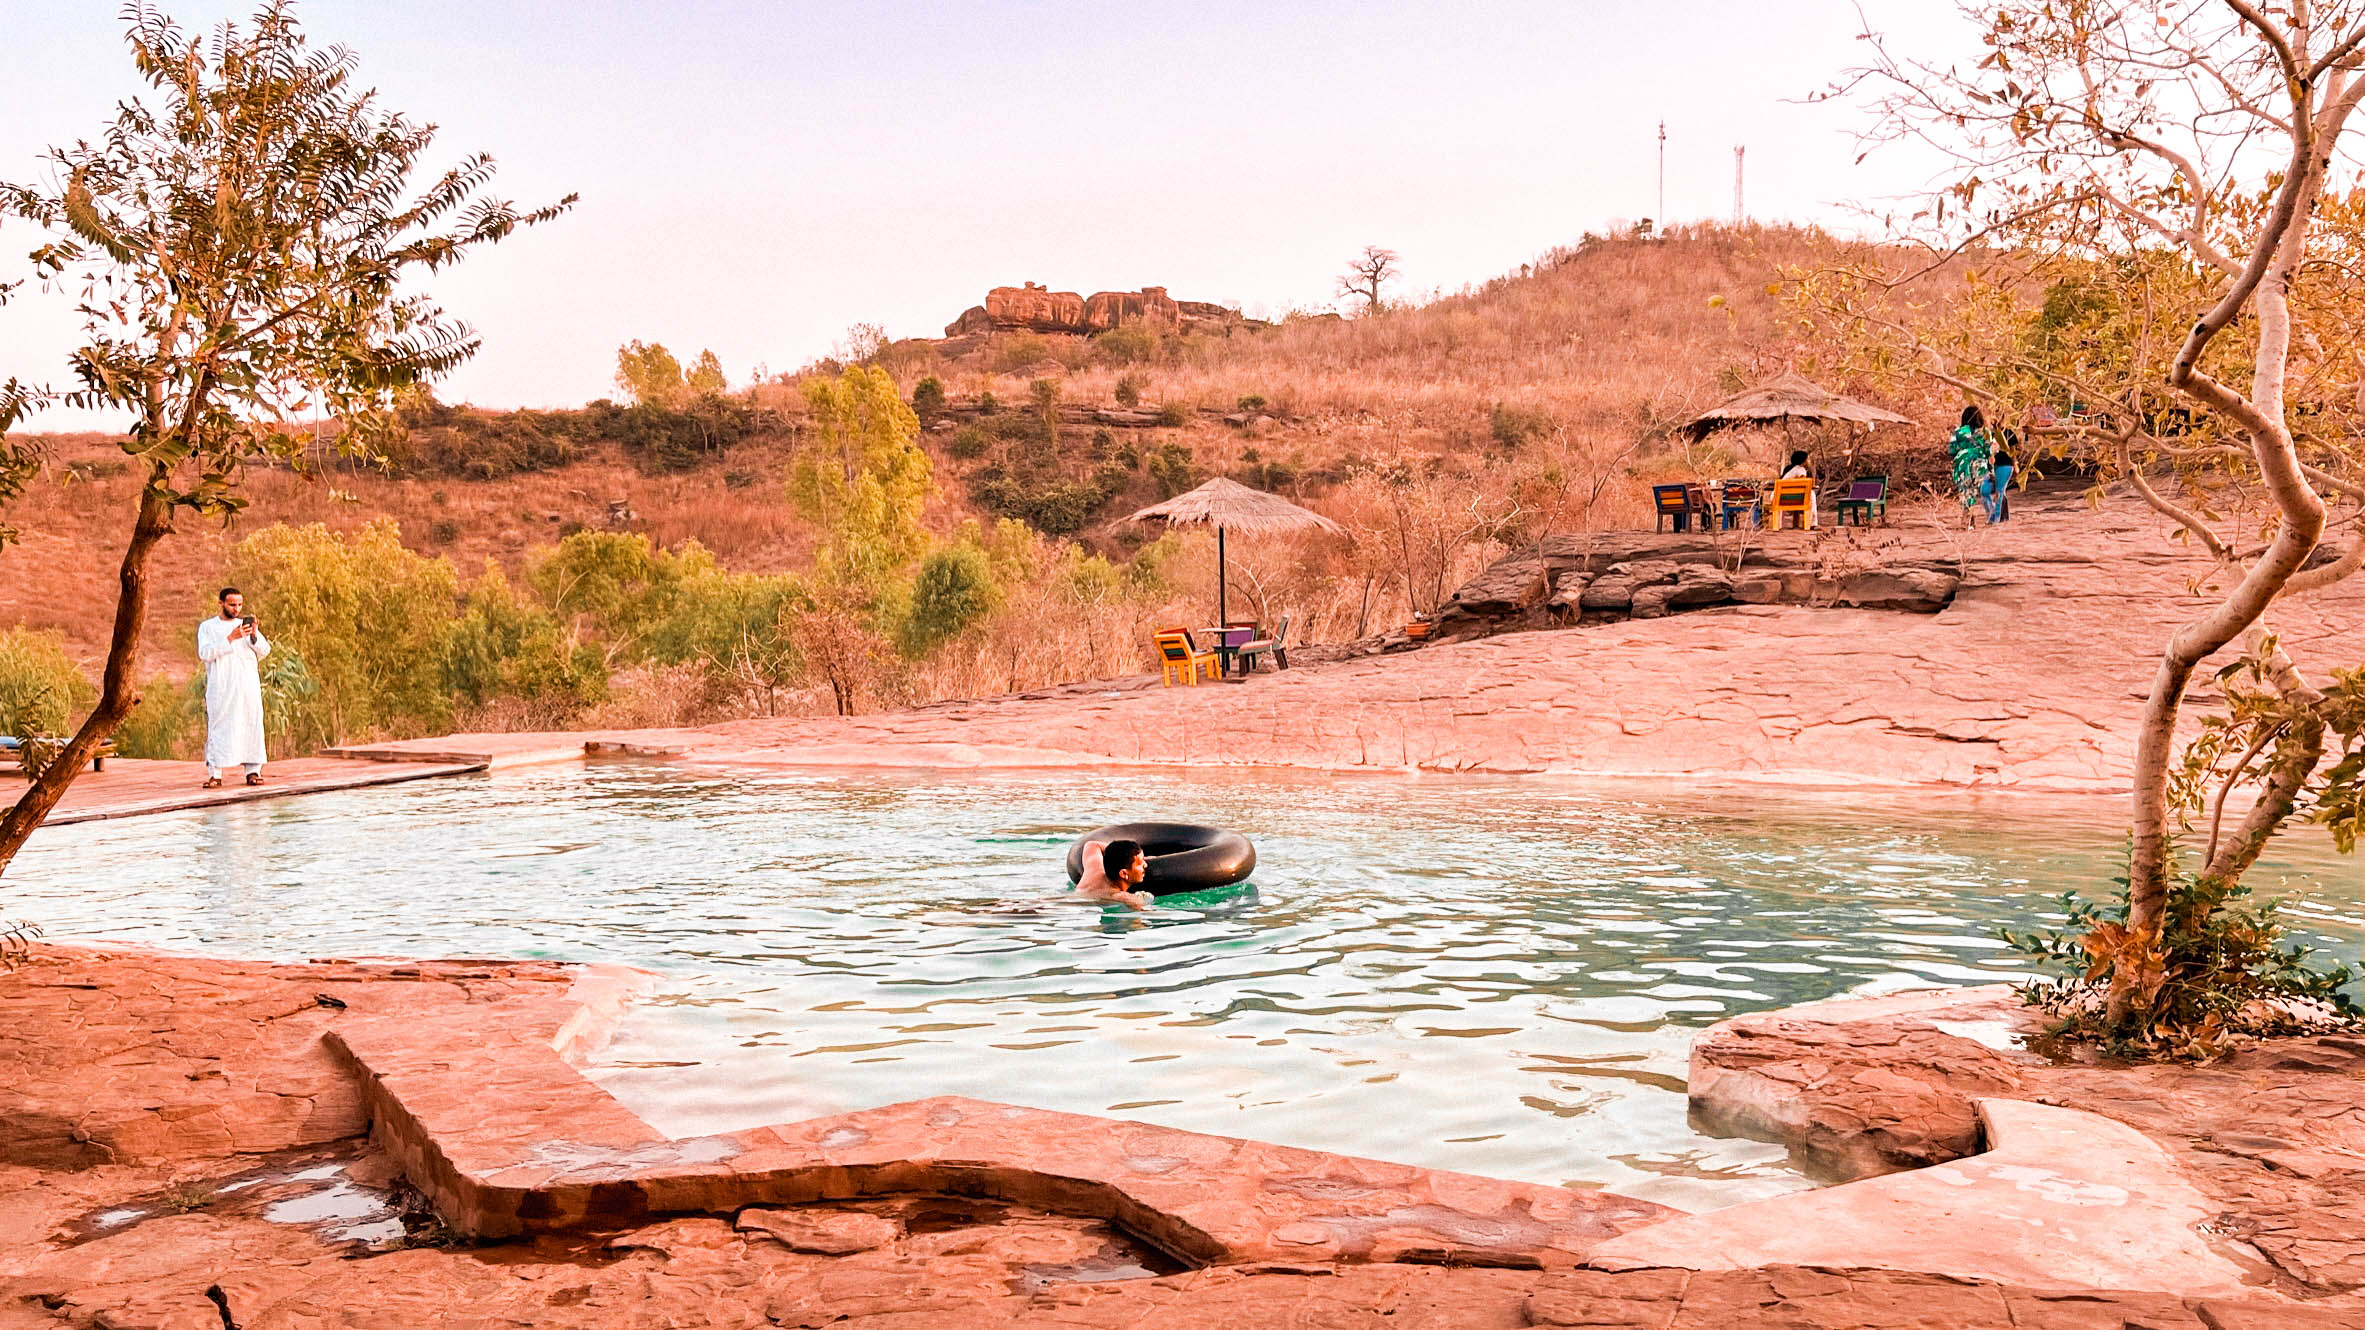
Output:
[16, 761, 2359, 1211]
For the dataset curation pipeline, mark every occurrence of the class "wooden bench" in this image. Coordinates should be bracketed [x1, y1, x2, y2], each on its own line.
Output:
[2, 736, 119, 775]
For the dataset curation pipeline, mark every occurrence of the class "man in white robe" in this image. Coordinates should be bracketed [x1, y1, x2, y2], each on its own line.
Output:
[198, 587, 271, 787]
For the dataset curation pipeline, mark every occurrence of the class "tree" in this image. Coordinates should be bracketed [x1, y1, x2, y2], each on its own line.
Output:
[1337, 245, 1400, 315]
[615, 340, 686, 407]
[684, 349, 727, 398]
[788, 364, 932, 592]
[1819, 1, 2365, 1041]
[0, 2, 568, 874]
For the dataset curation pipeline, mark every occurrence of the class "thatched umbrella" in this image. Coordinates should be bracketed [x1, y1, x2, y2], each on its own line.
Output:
[1126, 476, 1342, 630]
[1680, 372, 1914, 441]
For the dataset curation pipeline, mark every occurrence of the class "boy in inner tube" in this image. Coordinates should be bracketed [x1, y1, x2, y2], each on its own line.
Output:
[1074, 838, 1153, 909]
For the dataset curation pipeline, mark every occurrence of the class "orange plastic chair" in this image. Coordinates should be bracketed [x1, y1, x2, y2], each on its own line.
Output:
[1154, 628, 1219, 686]
[1768, 476, 1817, 530]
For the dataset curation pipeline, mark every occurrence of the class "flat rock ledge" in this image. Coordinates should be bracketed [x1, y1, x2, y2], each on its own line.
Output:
[1676, 985, 2365, 1305]
[7, 947, 2359, 1329]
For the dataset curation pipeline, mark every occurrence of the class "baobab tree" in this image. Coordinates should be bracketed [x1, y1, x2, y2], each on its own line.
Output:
[1810, 1, 2365, 1046]
[1337, 245, 1400, 315]
[0, 2, 570, 875]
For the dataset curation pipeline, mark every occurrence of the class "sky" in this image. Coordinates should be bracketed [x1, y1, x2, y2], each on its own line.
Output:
[1, 1, 1972, 430]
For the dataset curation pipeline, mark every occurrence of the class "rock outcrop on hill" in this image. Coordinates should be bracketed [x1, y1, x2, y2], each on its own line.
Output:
[945, 282, 1264, 337]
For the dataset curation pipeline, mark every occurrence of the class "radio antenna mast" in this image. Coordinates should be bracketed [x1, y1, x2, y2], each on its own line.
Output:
[1656, 121, 1666, 234]
[1733, 145, 1745, 224]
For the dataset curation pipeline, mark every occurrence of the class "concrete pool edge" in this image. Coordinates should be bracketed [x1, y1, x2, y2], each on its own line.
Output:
[7, 944, 2353, 1324]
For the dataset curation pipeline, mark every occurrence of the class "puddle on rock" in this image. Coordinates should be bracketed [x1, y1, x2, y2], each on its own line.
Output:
[63, 1147, 437, 1251]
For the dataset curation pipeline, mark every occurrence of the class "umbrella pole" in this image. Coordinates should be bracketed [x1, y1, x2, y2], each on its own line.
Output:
[1217, 525, 1228, 630]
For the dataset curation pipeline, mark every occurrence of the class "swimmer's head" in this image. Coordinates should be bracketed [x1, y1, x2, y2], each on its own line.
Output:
[1102, 839, 1145, 886]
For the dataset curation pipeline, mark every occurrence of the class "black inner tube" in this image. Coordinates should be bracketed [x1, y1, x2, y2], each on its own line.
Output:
[1065, 821, 1256, 896]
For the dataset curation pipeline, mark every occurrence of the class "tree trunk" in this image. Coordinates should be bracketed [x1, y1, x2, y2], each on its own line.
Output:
[0, 481, 174, 876]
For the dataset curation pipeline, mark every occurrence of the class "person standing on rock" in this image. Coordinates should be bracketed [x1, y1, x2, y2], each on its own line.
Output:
[198, 587, 271, 789]
[1986, 430, 2017, 523]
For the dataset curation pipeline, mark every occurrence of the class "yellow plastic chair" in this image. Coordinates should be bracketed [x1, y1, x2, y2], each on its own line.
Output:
[1768, 476, 1817, 530]
[1155, 629, 1218, 686]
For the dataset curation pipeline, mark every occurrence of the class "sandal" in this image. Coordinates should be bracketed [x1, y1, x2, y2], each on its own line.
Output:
[245, 772, 264, 786]
[202, 776, 223, 789]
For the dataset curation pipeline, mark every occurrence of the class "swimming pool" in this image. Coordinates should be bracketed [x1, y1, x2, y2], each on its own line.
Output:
[15, 761, 2359, 1211]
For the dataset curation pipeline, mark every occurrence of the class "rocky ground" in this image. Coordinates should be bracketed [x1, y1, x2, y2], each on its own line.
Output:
[5, 946, 2358, 1329]
[1683, 987, 2365, 1303]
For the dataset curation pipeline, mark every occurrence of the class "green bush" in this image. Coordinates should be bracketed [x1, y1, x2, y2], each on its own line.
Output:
[392, 393, 775, 479]
[1154, 402, 1189, 427]
[1148, 441, 1201, 498]
[947, 425, 990, 460]
[911, 375, 946, 421]
[992, 334, 1052, 374]
[969, 466, 1116, 537]
[228, 521, 461, 747]
[645, 569, 810, 711]
[115, 673, 202, 760]
[1236, 394, 1267, 413]
[1096, 326, 1157, 365]
[2002, 857, 2362, 1059]
[442, 565, 606, 715]
[0, 627, 95, 740]
[898, 545, 999, 656]
[1114, 374, 1144, 408]
[258, 646, 329, 754]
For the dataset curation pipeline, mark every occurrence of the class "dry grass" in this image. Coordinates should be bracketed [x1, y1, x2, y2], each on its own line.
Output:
[3, 225, 1965, 729]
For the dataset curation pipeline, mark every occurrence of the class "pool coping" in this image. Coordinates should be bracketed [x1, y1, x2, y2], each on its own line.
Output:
[303, 961, 2315, 1302]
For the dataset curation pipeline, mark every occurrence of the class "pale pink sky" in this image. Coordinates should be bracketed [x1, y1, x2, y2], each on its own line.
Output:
[3, 2, 1968, 430]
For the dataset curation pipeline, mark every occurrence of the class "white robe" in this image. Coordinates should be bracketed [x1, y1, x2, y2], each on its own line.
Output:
[198, 616, 271, 770]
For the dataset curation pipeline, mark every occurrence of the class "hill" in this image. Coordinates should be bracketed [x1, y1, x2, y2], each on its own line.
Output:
[0, 224, 1948, 740]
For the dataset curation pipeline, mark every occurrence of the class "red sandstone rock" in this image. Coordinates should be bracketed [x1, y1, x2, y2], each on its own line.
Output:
[8, 947, 2358, 1328]
[737, 1204, 899, 1253]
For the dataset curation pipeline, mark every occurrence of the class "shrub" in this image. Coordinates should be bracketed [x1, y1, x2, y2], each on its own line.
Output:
[1154, 402, 1190, 427]
[258, 646, 330, 754]
[1149, 441, 1202, 498]
[114, 673, 202, 760]
[0, 628, 95, 740]
[228, 521, 461, 746]
[898, 545, 999, 656]
[645, 569, 811, 714]
[2002, 857, 2362, 1059]
[947, 425, 990, 460]
[911, 375, 946, 421]
[1236, 394, 1267, 413]
[992, 334, 1052, 374]
[428, 519, 460, 545]
[723, 469, 759, 490]
[976, 391, 1001, 416]
[969, 466, 1116, 537]
[442, 565, 606, 716]
[1114, 374, 1144, 408]
[1095, 326, 1157, 365]
[1030, 378, 1061, 448]
[530, 529, 684, 651]
[1490, 402, 1554, 451]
